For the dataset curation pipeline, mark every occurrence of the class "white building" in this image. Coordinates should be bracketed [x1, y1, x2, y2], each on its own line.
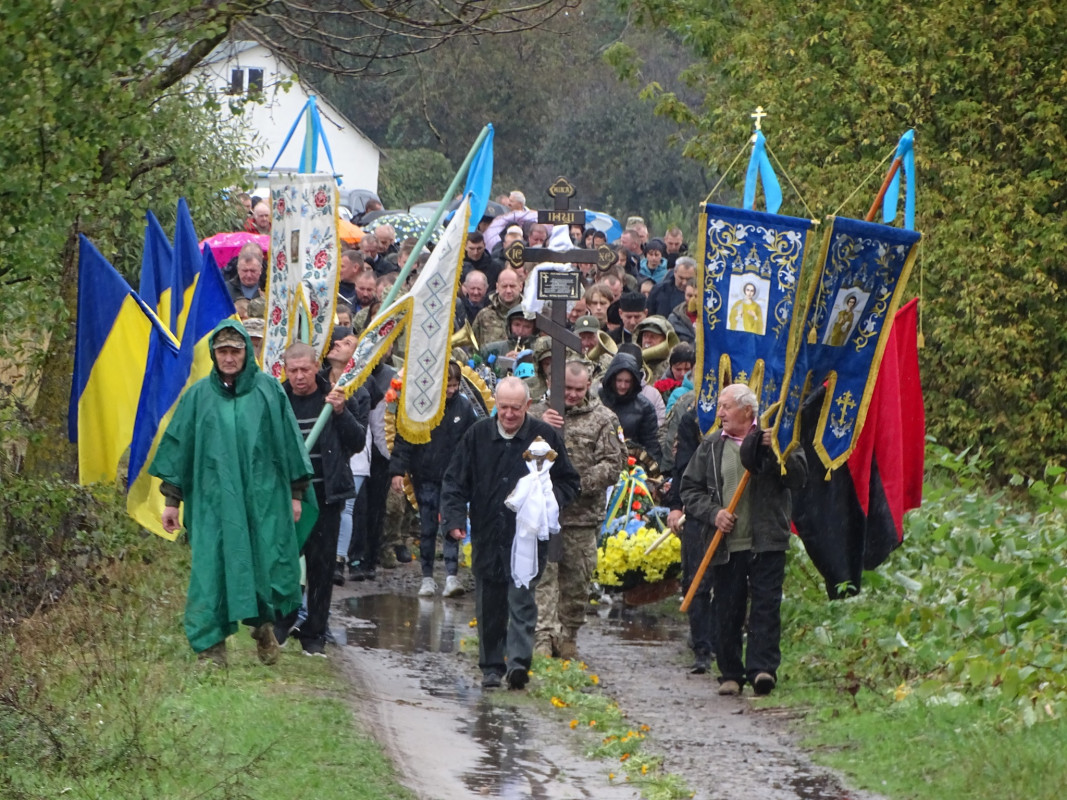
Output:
[193, 40, 380, 195]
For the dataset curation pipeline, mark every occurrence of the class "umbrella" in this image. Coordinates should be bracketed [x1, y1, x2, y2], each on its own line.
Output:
[484, 209, 537, 251]
[363, 212, 445, 245]
[583, 210, 623, 243]
[200, 231, 269, 269]
[338, 218, 363, 245]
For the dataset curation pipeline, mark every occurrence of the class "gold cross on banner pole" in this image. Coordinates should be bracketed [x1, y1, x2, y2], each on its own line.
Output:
[750, 105, 768, 131]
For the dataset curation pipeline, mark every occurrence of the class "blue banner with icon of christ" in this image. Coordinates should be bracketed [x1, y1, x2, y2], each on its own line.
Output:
[773, 216, 921, 473]
[695, 204, 816, 435]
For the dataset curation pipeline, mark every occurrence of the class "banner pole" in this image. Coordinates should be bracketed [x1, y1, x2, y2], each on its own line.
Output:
[303, 127, 490, 453]
[378, 124, 491, 310]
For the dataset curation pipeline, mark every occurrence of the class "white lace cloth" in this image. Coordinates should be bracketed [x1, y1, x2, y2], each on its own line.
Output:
[505, 438, 560, 588]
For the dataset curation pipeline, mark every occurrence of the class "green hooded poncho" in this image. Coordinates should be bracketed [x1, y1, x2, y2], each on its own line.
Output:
[150, 319, 313, 652]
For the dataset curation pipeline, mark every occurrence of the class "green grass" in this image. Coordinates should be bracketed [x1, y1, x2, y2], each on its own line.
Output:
[0, 509, 413, 800]
[767, 445, 1067, 799]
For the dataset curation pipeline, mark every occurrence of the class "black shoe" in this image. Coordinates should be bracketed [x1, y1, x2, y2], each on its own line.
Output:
[753, 672, 776, 696]
[273, 621, 293, 648]
[333, 560, 346, 587]
[482, 672, 503, 689]
[349, 562, 366, 581]
[506, 667, 529, 691]
[394, 545, 413, 564]
[302, 638, 327, 658]
[690, 653, 711, 674]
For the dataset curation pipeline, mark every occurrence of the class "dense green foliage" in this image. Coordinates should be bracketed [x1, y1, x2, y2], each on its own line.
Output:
[775, 445, 1067, 796]
[614, 0, 1067, 478]
[378, 148, 456, 209]
[0, 0, 251, 473]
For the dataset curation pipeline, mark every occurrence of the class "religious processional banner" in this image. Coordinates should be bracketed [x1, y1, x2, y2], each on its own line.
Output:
[334, 197, 471, 444]
[695, 204, 816, 435]
[773, 216, 921, 473]
[263, 174, 340, 378]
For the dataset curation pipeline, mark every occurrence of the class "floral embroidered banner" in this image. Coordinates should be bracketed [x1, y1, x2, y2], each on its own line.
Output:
[263, 174, 340, 378]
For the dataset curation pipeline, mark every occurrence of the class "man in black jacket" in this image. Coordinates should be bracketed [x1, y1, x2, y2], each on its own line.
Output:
[390, 361, 479, 598]
[441, 377, 581, 691]
[281, 342, 366, 657]
[680, 383, 805, 696]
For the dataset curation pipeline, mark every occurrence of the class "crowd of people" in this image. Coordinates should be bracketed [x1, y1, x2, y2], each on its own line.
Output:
[151, 194, 806, 698]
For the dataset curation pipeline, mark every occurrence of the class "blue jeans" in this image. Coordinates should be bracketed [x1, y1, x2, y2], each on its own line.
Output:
[414, 482, 459, 579]
[336, 476, 366, 560]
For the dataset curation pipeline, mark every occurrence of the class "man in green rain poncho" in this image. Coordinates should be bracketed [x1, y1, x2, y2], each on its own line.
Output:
[151, 320, 314, 666]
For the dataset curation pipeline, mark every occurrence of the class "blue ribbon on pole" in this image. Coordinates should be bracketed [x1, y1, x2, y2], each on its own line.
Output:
[882, 129, 916, 230]
[743, 131, 783, 214]
[268, 96, 339, 182]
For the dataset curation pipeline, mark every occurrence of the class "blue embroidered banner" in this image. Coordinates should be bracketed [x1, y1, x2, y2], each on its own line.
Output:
[774, 216, 921, 472]
[695, 204, 816, 434]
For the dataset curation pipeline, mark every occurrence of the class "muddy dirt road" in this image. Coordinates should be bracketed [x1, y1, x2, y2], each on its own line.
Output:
[332, 565, 882, 800]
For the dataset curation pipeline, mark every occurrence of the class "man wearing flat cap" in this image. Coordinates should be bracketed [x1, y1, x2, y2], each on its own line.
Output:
[151, 320, 314, 667]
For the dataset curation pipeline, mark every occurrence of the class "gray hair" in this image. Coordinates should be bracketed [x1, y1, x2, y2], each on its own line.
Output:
[496, 375, 531, 402]
[283, 342, 317, 364]
[675, 256, 697, 271]
[721, 383, 758, 417]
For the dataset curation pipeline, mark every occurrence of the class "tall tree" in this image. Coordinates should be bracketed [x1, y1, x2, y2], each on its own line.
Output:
[613, 0, 1067, 478]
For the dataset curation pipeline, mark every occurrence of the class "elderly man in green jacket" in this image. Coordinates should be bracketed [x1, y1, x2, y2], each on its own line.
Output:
[152, 320, 313, 667]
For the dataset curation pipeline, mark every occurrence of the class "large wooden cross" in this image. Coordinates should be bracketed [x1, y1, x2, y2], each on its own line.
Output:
[505, 177, 615, 414]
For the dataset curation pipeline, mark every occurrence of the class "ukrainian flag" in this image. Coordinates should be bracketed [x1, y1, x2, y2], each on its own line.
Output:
[171, 198, 201, 340]
[69, 235, 173, 485]
[126, 244, 236, 539]
[139, 210, 174, 329]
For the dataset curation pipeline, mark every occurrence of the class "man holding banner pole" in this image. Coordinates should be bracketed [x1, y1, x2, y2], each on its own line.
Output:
[680, 384, 805, 697]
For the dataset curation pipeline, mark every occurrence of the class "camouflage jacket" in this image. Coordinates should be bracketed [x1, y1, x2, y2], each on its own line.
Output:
[471, 293, 510, 351]
[530, 395, 627, 526]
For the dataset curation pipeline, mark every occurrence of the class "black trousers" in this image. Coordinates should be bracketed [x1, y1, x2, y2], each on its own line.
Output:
[712, 549, 786, 686]
[363, 449, 391, 569]
[287, 484, 342, 643]
[681, 524, 718, 658]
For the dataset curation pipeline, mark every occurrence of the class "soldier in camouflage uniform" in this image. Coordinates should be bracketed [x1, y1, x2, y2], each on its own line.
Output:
[471, 268, 524, 348]
[530, 360, 627, 659]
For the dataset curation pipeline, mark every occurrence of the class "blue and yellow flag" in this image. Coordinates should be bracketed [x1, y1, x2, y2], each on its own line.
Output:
[127, 245, 236, 539]
[695, 204, 816, 434]
[773, 216, 921, 472]
[171, 198, 201, 339]
[139, 211, 174, 327]
[69, 235, 174, 485]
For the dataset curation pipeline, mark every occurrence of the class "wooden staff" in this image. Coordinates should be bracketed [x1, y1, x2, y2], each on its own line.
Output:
[679, 471, 751, 613]
[865, 156, 902, 222]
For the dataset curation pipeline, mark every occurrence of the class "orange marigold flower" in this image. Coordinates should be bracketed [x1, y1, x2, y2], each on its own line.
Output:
[620, 753, 630, 762]
[569, 719, 578, 729]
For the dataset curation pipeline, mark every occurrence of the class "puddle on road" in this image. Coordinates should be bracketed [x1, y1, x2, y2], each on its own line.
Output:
[340, 593, 636, 800]
[344, 593, 466, 654]
[598, 603, 683, 644]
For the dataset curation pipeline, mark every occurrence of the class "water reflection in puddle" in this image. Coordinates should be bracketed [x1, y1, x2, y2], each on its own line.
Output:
[343, 593, 465, 654]
[339, 594, 635, 799]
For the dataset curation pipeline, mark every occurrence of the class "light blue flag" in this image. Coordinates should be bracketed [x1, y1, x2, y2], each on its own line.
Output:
[743, 131, 784, 215]
[463, 123, 494, 231]
[882, 129, 916, 230]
